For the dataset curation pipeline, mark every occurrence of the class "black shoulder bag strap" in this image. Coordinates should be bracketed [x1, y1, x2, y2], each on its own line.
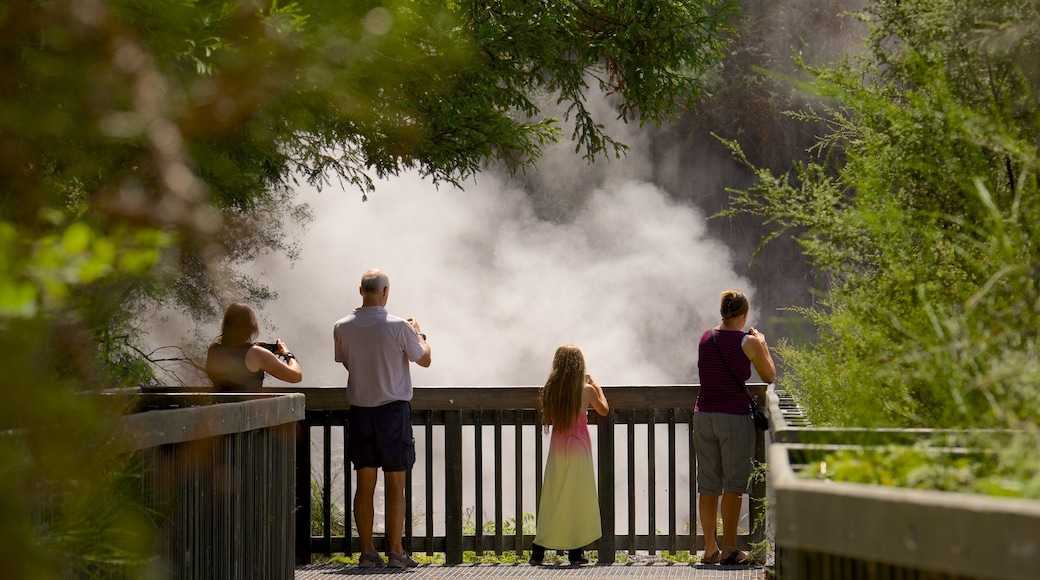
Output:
[710, 329, 764, 418]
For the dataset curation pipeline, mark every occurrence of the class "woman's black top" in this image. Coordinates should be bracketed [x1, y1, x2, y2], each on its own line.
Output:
[206, 343, 264, 392]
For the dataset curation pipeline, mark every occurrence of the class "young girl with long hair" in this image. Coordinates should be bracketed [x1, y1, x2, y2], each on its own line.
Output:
[529, 345, 609, 565]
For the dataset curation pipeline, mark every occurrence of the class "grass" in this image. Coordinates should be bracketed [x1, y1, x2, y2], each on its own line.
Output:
[318, 550, 649, 565]
[320, 551, 551, 565]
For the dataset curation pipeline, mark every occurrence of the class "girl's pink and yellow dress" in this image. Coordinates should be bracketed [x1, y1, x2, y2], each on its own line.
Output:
[533, 410, 601, 550]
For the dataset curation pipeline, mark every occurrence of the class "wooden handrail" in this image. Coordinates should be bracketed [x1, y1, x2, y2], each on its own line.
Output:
[264, 384, 766, 410]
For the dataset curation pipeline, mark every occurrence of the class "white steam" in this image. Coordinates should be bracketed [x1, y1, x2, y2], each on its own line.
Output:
[154, 90, 759, 388]
[254, 174, 749, 387]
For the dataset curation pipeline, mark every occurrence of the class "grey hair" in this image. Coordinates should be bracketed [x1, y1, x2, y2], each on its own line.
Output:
[360, 269, 390, 295]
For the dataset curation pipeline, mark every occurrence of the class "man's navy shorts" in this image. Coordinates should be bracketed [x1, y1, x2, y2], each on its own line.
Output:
[347, 400, 415, 472]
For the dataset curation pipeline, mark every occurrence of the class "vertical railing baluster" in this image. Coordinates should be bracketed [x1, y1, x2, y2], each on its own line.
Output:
[514, 410, 523, 555]
[534, 408, 542, 549]
[647, 409, 657, 555]
[445, 410, 464, 564]
[404, 410, 413, 556]
[342, 411, 353, 555]
[596, 409, 617, 563]
[474, 411, 484, 556]
[424, 410, 434, 555]
[295, 418, 311, 565]
[626, 410, 636, 555]
[668, 408, 677, 554]
[494, 410, 504, 555]
[750, 426, 766, 547]
[323, 416, 332, 556]
[689, 410, 698, 553]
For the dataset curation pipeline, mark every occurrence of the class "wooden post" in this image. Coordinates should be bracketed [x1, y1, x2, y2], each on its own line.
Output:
[749, 425, 767, 547]
[596, 410, 616, 562]
[295, 417, 311, 565]
[444, 410, 464, 564]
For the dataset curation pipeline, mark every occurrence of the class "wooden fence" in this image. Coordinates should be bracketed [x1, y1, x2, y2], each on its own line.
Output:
[275, 384, 769, 565]
[115, 393, 305, 579]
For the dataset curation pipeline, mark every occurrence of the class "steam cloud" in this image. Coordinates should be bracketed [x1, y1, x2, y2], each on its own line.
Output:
[249, 114, 754, 387]
[152, 90, 762, 388]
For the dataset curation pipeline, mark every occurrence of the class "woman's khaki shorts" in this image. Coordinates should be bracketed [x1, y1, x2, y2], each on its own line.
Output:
[693, 411, 755, 495]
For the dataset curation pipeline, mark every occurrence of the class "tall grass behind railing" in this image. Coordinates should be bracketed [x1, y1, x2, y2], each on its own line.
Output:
[280, 384, 769, 564]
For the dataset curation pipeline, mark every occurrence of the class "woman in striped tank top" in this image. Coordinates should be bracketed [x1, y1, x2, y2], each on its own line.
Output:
[694, 290, 775, 566]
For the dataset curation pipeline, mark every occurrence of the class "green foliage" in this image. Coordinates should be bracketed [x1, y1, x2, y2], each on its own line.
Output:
[33, 453, 160, 578]
[462, 508, 536, 536]
[807, 446, 991, 491]
[2, 0, 739, 381]
[660, 550, 694, 563]
[0, 406, 159, 579]
[318, 507, 545, 565]
[2, 0, 739, 574]
[804, 429, 1040, 499]
[720, 0, 1040, 496]
[325, 548, 613, 565]
[726, 0, 1040, 435]
[310, 478, 347, 537]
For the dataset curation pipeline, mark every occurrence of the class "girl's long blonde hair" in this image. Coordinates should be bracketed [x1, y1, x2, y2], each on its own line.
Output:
[539, 345, 586, 434]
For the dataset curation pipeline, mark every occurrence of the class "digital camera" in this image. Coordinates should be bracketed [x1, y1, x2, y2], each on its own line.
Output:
[256, 342, 279, 353]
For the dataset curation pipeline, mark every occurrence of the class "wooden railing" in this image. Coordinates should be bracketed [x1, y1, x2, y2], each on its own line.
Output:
[113, 393, 304, 579]
[766, 389, 1040, 580]
[273, 384, 769, 565]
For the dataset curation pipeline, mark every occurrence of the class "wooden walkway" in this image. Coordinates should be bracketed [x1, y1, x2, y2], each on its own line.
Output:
[296, 561, 768, 579]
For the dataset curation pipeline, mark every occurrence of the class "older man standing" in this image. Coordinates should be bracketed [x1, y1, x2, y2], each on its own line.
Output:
[333, 269, 431, 568]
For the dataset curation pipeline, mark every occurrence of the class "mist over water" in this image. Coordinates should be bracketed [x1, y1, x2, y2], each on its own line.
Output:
[237, 99, 764, 387]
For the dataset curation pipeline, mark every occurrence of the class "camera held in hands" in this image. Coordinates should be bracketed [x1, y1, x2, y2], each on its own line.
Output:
[256, 342, 279, 353]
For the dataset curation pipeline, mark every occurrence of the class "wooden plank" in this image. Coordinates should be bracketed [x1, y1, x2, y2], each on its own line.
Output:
[494, 411, 504, 555]
[118, 393, 305, 450]
[626, 410, 637, 555]
[261, 384, 722, 411]
[341, 416, 354, 556]
[534, 408, 543, 549]
[424, 412, 434, 557]
[596, 410, 617, 562]
[647, 412, 657, 555]
[513, 410, 524, 558]
[750, 425, 767, 547]
[405, 465, 414, 555]
[444, 410, 464, 564]
[474, 411, 484, 556]
[322, 417, 332, 555]
[688, 411, 698, 552]
[668, 409, 677, 552]
[295, 420, 311, 565]
[146, 384, 770, 412]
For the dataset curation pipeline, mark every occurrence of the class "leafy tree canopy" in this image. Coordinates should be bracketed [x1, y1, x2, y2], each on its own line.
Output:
[0, 1, 737, 574]
[1, 0, 736, 384]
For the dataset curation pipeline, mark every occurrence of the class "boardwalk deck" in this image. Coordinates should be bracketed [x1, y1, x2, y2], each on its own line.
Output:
[296, 562, 768, 579]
